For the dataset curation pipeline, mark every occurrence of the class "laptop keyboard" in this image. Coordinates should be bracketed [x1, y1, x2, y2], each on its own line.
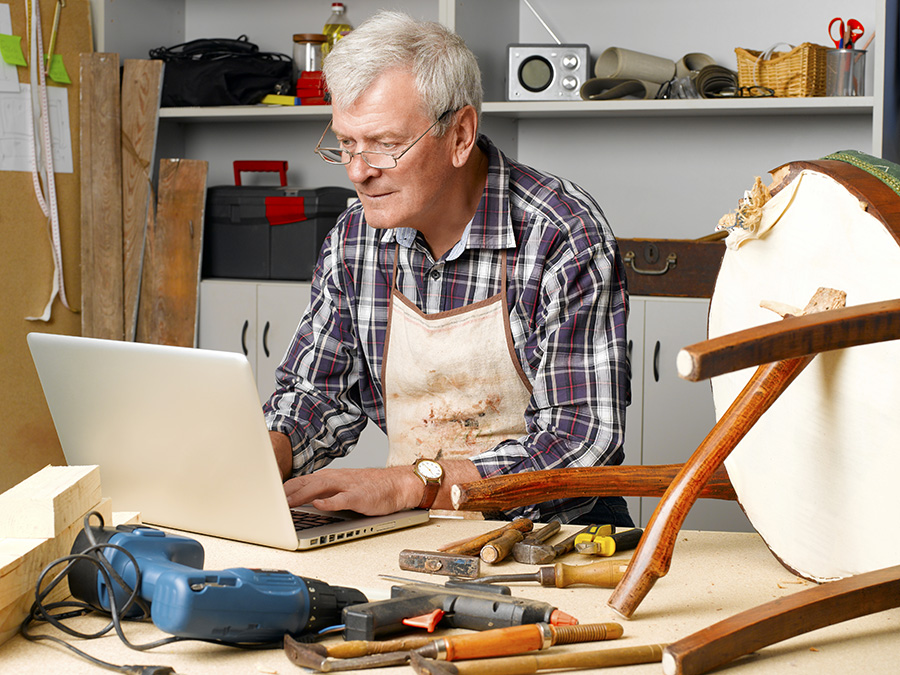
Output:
[291, 510, 344, 531]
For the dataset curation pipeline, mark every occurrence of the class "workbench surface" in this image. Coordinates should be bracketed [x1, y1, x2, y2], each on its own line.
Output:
[1, 518, 897, 674]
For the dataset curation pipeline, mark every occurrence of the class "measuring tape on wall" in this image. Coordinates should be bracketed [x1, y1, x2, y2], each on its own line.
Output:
[26, 0, 72, 321]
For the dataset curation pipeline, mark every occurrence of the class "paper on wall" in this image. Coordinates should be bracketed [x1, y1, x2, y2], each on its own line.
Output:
[0, 84, 73, 173]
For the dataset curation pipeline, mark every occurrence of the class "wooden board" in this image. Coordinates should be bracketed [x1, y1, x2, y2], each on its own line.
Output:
[0, 465, 100, 538]
[121, 59, 164, 341]
[0, 498, 112, 647]
[136, 159, 208, 346]
[708, 161, 900, 582]
[79, 52, 123, 340]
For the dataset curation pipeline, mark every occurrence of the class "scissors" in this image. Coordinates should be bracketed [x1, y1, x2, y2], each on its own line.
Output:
[829, 17, 865, 48]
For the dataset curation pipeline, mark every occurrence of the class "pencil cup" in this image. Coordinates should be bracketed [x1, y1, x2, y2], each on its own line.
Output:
[826, 49, 866, 96]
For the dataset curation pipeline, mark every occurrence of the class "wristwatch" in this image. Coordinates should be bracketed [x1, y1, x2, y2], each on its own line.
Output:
[412, 458, 444, 510]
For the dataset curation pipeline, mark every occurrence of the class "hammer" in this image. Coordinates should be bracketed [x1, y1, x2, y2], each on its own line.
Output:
[510, 521, 562, 564]
[513, 525, 593, 565]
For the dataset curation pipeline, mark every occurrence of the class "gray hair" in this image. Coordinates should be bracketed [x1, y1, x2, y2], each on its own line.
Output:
[322, 11, 482, 135]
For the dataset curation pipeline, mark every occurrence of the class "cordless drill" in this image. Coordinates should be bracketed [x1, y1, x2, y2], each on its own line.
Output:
[68, 519, 367, 643]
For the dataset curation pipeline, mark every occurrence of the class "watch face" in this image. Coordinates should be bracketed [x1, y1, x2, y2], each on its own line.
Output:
[417, 459, 442, 479]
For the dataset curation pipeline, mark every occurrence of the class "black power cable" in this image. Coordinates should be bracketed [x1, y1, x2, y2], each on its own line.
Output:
[18, 512, 282, 673]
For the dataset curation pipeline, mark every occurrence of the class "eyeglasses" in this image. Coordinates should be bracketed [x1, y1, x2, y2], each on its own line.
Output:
[314, 110, 453, 170]
[708, 85, 775, 98]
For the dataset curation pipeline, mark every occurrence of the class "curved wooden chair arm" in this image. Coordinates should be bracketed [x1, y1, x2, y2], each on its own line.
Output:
[451, 464, 736, 513]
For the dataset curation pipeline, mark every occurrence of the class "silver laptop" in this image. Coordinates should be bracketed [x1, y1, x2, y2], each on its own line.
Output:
[27, 332, 429, 550]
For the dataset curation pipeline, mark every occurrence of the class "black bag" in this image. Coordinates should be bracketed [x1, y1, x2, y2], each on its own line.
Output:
[149, 35, 293, 107]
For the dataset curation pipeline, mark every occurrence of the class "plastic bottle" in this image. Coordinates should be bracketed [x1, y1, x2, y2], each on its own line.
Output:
[322, 3, 352, 57]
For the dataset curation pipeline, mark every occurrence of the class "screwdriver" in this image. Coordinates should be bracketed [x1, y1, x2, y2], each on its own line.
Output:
[459, 559, 629, 588]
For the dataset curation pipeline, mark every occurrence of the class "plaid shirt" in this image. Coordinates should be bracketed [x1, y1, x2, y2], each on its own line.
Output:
[264, 135, 630, 522]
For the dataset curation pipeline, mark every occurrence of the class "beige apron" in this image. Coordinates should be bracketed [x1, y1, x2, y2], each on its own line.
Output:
[382, 250, 533, 470]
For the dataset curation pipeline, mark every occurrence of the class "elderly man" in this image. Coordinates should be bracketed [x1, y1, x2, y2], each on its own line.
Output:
[264, 11, 632, 526]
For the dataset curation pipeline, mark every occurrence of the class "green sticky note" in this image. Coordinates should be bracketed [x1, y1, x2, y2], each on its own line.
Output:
[0, 34, 27, 67]
[46, 54, 71, 84]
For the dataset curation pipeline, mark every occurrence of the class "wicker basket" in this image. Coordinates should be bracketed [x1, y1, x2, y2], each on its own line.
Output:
[735, 42, 829, 97]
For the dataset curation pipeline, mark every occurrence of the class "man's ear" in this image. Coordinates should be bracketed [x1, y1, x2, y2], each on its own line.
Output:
[450, 106, 479, 168]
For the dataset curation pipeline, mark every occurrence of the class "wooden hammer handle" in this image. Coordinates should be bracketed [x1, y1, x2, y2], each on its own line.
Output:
[662, 564, 900, 675]
[480, 529, 524, 564]
[678, 297, 900, 382]
[450, 643, 666, 675]
[441, 519, 533, 555]
[451, 464, 736, 512]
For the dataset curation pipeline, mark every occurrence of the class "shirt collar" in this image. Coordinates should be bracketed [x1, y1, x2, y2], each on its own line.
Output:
[378, 134, 515, 254]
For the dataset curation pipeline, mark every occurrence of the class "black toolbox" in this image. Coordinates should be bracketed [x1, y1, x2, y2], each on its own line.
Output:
[203, 161, 355, 280]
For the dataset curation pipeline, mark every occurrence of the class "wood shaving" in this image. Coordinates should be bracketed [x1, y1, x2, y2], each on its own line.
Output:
[716, 176, 772, 236]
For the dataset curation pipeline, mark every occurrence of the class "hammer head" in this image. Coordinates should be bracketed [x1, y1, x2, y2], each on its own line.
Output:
[410, 652, 459, 675]
[284, 637, 332, 671]
[512, 521, 562, 564]
[512, 541, 557, 565]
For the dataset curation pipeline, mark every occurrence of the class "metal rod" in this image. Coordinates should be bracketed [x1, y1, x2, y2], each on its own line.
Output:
[521, 0, 561, 45]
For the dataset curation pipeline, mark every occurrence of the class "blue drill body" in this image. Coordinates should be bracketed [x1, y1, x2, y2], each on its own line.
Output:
[69, 523, 366, 643]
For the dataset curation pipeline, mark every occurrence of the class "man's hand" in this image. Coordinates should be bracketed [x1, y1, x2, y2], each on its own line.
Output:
[283, 459, 482, 515]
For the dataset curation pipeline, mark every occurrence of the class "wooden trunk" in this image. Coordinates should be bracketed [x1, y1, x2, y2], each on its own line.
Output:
[617, 237, 725, 298]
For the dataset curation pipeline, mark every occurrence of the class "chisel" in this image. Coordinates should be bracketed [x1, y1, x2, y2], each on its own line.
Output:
[460, 559, 628, 588]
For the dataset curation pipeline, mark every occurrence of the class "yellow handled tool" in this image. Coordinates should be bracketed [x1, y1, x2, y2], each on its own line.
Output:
[575, 528, 644, 556]
[573, 524, 614, 549]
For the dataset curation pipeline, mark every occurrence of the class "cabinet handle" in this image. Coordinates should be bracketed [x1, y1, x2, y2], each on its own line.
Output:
[653, 341, 661, 382]
[241, 320, 249, 356]
[624, 250, 677, 276]
[262, 321, 270, 358]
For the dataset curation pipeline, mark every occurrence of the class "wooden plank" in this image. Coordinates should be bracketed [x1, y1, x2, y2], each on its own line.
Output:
[79, 52, 124, 340]
[0, 465, 101, 538]
[121, 59, 164, 342]
[136, 159, 208, 346]
[0, 497, 113, 647]
[0, 498, 112, 607]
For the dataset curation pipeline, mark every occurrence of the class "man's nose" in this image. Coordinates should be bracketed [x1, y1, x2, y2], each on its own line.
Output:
[345, 154, 382, 182]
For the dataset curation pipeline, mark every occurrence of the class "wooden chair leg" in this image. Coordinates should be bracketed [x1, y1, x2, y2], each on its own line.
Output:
[606, 354, 813, 618]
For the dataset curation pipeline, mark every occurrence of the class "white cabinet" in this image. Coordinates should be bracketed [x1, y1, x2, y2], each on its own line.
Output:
[198, 279, 388, 469]
[625, 297, 752, 531]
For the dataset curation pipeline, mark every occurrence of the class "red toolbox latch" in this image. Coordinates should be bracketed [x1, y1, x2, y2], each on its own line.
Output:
[265, 196, 307, 226]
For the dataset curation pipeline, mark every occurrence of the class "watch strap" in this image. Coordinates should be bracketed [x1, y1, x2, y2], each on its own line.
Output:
[417, 479, 440, 510]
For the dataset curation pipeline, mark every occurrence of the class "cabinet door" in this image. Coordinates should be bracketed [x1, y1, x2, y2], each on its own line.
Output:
[256, 282, 311, 402]
[198, 280, 258, 365]
[622, 298, 645, 524]
[640, 298, 752, 532]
